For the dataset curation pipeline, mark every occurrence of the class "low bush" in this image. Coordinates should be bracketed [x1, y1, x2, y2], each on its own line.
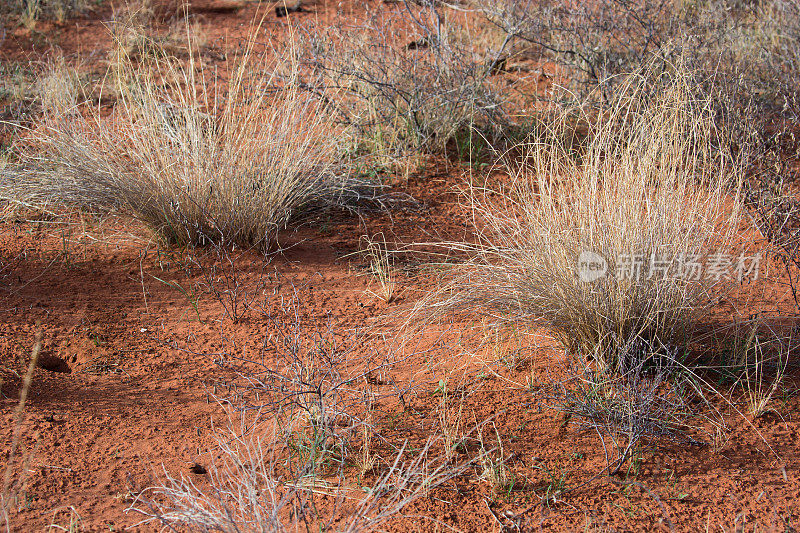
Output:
[423, 69, 745, 372]
[292, 2, 510, 159]
[546, 340, 696, 475]
[0, 36, 370, 249]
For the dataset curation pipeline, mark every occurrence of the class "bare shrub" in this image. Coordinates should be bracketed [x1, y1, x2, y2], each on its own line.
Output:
[545, 340, 696, 475]
[176, 242, 274, 324]
[131, 297, 473, 531]
[1, 33, 372, 249]
[479, 0, 800, 114]
[211, 295, 417, 468]
[480, 0, 678, 94]
[742, 163, 800, 306]
[420, 69, 744, 371]
[129, 415, 470, 532]
[292, 1, 510, 157]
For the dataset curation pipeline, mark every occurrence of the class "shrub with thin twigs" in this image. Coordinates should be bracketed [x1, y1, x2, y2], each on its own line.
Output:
[1, 32, 375, 249]
[210, 295, 422, 472]
[479, 0, 800, 116]
[131, 296, 475, 531]
[129, 414, 472, 532]
[293, 1, 510, 157]
[178, 240, 274, 324]
[421, 69, 744, 371]
[545, 340, 697, 476]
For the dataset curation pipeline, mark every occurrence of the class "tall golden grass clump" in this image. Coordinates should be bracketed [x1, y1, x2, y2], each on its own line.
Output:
[1, 36, 356, 249]
[426, 70, 745, 370]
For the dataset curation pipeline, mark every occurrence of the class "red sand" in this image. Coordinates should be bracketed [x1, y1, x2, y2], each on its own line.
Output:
[1, 1, 799, 531]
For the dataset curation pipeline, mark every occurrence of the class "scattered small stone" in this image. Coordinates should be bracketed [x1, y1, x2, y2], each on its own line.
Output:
[189, 463, 207, 475]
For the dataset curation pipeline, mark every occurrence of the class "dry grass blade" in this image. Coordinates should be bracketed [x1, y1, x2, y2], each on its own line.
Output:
[729, 321, 790, 418]
[1, 328, 42, 530]
[362, 233, 396, 303]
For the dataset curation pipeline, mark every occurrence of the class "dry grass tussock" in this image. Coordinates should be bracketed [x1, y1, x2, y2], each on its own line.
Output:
[421, 69, 745, 371]
[0, 33, 371, 249]
[2, 0, 92, 27]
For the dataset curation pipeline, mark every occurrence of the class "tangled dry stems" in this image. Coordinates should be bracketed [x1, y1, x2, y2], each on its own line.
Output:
[131, 297, 475, 531]
[293, 1, 510, 156]
[545, 341, 696, 476]
[130, 418, 471, 532]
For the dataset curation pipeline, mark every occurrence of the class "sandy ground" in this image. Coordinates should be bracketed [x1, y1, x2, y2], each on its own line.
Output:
[1, 1, 800, 531]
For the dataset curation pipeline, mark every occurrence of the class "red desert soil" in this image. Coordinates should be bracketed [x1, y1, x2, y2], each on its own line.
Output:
[1, 1, 799, 531]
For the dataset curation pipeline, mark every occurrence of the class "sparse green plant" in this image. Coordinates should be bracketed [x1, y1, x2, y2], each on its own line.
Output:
[533, 458, 570, 504]
[47, 506, 83, 532]
[479, 320, 525, 371]
[361, 233, 396, 303]
[20, 0, 41, 29]
[149, 274, 202, 322]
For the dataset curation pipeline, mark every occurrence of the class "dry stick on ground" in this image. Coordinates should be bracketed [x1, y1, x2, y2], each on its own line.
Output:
[1, 327, 42, 529]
